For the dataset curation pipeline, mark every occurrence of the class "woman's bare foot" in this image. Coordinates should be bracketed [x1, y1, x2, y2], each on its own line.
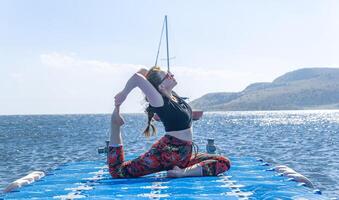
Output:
[112, 106, 125, 126]
[167, 166, 184, 178]
[167, 164, 203, 178]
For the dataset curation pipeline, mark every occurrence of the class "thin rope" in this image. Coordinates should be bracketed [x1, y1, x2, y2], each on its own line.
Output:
[165, 15, 170, 72]
[154, 17, 166, 67]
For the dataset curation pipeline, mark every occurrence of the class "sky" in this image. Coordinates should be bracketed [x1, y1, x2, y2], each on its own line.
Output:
[1, 0, 339, 115]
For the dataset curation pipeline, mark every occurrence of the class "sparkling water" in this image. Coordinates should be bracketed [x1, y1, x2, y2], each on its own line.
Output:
[0, 111, 338, 198]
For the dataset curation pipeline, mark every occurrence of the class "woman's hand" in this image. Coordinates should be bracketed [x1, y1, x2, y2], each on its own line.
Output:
[112, 106, 125, 126]
[114, 73, 142, 106]
[137, 68, 148, 77]
[114, 91, 128, 107]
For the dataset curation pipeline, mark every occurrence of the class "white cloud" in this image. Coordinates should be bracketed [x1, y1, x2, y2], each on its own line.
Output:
[36, 52, 282, 113]
[9, 72, 24, 80]
[168, 65, 272, 100]
[40, 52, 143, 73]
[38, 53, 150, 113]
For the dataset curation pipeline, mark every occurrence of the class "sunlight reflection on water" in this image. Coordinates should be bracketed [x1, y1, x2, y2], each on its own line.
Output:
[0, 110, 338, 198]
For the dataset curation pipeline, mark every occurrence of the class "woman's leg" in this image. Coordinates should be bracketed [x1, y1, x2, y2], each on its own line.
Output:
[109, 107, 124, 147]
[108, 112, 164, 178]
[186, 153, 231, 176]
[168, 153, 231, 177]
[108, 134, 193, 178]
[107, 145, 163, 178]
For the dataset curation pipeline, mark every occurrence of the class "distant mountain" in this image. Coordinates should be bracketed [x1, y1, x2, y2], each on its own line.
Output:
[190, 68, 339, 111]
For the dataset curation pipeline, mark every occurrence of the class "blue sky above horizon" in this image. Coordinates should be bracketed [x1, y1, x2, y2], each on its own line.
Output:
[1, 0, 339, 114]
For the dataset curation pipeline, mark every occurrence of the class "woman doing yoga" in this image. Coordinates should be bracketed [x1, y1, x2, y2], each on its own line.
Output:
[108, 66, 230, 178]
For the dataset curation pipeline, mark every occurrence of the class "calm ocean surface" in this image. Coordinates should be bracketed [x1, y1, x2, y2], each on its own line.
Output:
[0, 111, 338, 199]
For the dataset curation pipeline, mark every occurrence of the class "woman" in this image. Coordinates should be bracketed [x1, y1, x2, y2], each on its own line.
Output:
[108, 66, 230, 178]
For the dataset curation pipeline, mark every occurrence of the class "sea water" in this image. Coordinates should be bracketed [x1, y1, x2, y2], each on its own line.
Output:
[0, 110, 338, 199]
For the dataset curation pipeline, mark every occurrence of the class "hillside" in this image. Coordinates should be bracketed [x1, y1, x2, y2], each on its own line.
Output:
[189, 68, 339, 111]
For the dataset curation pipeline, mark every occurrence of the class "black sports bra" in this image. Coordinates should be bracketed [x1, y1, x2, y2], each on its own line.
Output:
[150, 92, 192, 132]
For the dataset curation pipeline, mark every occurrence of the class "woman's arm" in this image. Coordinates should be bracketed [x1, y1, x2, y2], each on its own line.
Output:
[115, 71, 164, 107]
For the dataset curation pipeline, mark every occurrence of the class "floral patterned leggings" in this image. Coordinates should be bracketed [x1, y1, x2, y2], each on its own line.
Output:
[107, 135, 231, 178]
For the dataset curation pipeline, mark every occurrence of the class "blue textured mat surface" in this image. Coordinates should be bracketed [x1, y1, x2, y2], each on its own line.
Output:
[1, 157, 328, 199]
